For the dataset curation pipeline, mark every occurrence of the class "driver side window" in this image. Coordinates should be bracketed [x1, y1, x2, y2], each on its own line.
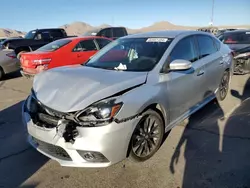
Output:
[169, 36, 198, 63]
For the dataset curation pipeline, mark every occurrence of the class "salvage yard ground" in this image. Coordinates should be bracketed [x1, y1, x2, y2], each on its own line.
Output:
[0, 72, 249, 188]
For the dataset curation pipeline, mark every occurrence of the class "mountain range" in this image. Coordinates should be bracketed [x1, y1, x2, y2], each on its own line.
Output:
[1, 21, 250, 37]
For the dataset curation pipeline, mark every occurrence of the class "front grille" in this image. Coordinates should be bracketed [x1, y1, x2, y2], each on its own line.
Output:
[29, 97, 67, 128]
[32, 137, 72, 161]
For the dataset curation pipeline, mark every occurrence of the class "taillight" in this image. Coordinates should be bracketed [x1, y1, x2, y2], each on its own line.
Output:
[32, 58, 51, 65]
[6, 52, 17, 59]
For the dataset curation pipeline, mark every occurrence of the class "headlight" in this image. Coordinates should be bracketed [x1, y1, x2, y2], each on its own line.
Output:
[25, 94, 38, 113]
[76, 97, 123, 126]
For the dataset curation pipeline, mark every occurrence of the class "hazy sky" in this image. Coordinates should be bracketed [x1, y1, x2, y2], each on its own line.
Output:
[1, 0, 250, 31]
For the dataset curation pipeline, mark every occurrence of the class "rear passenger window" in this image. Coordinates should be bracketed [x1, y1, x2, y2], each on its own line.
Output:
[170, 36, 198, 63]
[50, 30, 64, 39]
[197, 35, 217, 58]
[95, 38, 111, 49]
[214, 39, 221, 50]
[113, 28, 125, 37]
[99, 29, 112, 38]
[80, 40, 97, 51]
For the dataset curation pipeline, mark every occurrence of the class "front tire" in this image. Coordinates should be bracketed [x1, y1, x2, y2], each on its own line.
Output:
[217, 70, 230, 101]
[129, 109, 164, 162]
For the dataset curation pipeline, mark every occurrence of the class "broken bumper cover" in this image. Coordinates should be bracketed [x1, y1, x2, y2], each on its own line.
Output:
[22, 106, 140, 168]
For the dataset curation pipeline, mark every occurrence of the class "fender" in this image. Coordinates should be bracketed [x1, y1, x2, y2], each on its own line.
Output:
[115, 83, 169, 127]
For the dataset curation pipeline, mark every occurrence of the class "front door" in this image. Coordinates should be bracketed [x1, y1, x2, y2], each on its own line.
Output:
[162, 36, 206, 122]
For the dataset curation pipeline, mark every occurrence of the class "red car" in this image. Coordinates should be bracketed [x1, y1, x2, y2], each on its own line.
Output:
[20, 36, 112, 77]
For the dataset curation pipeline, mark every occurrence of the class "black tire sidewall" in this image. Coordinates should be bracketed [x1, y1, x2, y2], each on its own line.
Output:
[129, 109, 164, 162]
[0, 67, 4, 80]
[217, 71, 230, 101]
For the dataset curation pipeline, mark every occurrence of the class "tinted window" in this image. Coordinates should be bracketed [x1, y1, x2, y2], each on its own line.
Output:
[80, 40, 97, 51]
[224, 32, 250, 44]
[170, 36, 198, 63]
[50, 30, 64, 38]
[113, 28, 125, 37]
[35, 31, 51, 41]
[37, 39, 71, 52]
[95, 38, 111, 49]
[72, 43, 83, 52]
[214, 39, 221, 50]
[99, 29, 112, 38]
[24, 30, 36, 39]
[197, 35, 217, 58]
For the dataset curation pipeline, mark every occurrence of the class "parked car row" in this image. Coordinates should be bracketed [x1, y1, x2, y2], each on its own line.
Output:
[0, 27, 128, 79]
[22, 30, 233, 167]
[20, 36, 112, 77]
[217, 29, 250, 74]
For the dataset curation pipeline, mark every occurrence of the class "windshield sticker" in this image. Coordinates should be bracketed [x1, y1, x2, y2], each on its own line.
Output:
[91, 32, 97, 35]
[146, 38, 168, 42]
[32, 31, 36, 33]
[246, 32, 250, 34]
[114, 63, 127, 70]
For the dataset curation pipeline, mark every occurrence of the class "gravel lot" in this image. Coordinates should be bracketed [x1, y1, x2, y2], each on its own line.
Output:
[0, 72, 249, 188]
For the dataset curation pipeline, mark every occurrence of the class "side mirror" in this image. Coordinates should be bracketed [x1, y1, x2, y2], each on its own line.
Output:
[169, 59, 192, 71]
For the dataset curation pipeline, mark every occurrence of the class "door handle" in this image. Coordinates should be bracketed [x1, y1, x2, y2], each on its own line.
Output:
[197, 70, 205, 76]
[77, 54, 82, 57]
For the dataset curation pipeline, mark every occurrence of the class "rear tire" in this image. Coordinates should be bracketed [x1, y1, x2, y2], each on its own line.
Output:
[128, 109, 164, 162]
[217, 70, 230, 101]
[0, 66, 4, 80]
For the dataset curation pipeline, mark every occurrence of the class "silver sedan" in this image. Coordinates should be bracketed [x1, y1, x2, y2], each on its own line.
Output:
[22, 30, 233, 167]
[0, 49, 20, 79]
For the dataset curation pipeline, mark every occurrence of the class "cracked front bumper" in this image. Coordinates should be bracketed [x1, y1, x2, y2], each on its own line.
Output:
[22, 104, 140, 168]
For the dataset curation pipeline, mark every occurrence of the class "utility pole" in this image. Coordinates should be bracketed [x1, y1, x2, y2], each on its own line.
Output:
[112, 16, 114, 26]
[210, 0, 215, 26]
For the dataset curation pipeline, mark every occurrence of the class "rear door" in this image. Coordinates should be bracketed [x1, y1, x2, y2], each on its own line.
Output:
[196, 35, 225, 96]
[71, 39, 98, 64]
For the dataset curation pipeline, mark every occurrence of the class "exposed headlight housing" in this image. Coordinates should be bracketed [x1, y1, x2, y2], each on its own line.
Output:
[75, 97, 123, 126]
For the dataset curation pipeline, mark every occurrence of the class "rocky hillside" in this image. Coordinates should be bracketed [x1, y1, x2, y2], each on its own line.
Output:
[0, 28, 25, 38]
[1, 21, 250, 37]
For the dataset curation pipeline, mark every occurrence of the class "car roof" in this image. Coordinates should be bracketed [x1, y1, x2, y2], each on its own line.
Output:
[31, 28, 65, 32]
[224, 29, 250, 34]
[57, 36, 112, 41]
[123, 30, 207, 39]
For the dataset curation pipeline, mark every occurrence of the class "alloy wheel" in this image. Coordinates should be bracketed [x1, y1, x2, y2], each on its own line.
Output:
[219, 71, 229, 100]
[131, 113, 163, 158]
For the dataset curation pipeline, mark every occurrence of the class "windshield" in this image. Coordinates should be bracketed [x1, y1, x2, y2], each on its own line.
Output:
[24, 30, 36, 39]
[85, 37, 172, 72]
[36, 39, 72, 52]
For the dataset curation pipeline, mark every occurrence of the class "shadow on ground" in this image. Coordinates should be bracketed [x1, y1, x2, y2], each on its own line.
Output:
[0, 101, 48, 188]
[170, 76, 250, 188]
[2, 70, 22, 81]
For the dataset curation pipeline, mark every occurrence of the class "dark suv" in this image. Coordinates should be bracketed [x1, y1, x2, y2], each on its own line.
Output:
[217, 30, 250, 51]
[83, 27, 128, 40]
[1, 28, 74, 59]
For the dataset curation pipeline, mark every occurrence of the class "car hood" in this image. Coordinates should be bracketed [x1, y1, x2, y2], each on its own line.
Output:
[33, 65, 148, 112]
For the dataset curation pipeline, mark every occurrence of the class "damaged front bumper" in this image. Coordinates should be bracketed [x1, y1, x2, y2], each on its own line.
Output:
[22, 102, 140, 168]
